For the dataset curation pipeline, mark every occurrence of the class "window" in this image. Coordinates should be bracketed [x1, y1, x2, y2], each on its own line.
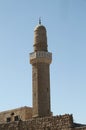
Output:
[47, 88, 49, 92]
[6, 117, 11, 122]
[11, 112, 14, 116]
[14, 116, 19, 121]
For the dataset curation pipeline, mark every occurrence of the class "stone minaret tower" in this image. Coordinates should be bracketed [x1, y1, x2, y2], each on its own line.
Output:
[30, 21, 52, 117]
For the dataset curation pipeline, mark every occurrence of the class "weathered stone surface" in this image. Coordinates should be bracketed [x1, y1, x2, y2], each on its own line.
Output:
[0, 106, 32, 123]
[0, 114, 84, 130]
[30, 24, 52, 117]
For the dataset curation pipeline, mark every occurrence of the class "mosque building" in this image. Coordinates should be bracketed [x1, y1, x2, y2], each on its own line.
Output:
[0, 21, 86, 130]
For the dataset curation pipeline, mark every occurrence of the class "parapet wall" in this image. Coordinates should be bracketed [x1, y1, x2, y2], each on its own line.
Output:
[75, 127, 86, 130]
[0, 114, 86, 130]
[0, 114, 74, 130]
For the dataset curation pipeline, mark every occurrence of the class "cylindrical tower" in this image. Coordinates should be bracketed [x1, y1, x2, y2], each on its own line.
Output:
[30, 22, 52, 117]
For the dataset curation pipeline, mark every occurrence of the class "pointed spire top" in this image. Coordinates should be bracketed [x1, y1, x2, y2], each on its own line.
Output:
[39, 17, 41, 25]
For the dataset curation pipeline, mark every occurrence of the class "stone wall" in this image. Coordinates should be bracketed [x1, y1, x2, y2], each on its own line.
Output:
[0, 114, 86, 130]
[74, 127, 86, 130]
[0, 106, 32, 123]
[0, 114, 74, 130]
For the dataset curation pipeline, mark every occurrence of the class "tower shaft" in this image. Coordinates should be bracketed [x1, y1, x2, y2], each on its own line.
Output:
[32, 62, 50, 117]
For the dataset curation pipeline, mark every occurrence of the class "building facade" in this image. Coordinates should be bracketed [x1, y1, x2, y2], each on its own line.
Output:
[0, 106, 32, 124]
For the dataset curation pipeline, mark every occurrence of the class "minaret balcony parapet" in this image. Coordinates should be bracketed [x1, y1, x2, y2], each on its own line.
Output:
[30, 51, 52, 64]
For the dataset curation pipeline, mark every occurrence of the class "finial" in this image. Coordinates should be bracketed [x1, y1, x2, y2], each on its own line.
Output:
[39, 17, 41, 25]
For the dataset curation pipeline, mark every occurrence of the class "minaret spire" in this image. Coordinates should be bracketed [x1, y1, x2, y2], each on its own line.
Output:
[39, 17, 41, 25]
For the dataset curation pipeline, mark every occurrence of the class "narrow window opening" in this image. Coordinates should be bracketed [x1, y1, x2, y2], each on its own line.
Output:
[6, 117, 11, 122]
[14, 116, 19, 121]
[47, 88, 49, 92]
[11, 112, 14, 116]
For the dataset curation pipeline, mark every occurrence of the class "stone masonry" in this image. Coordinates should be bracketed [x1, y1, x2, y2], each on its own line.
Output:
[0, 106, 32, 124]
[30, 23, 52, 117]
[0, 114, 86, 130]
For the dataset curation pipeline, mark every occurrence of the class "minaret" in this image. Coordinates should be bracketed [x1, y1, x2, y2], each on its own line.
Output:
[30, 21, 52, 117]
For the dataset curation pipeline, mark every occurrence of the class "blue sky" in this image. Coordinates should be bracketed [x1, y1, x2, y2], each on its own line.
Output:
[0, 0, 86, 124]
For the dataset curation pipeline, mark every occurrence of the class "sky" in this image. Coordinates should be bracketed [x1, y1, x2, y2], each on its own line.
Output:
[0, 0, 86, 124]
